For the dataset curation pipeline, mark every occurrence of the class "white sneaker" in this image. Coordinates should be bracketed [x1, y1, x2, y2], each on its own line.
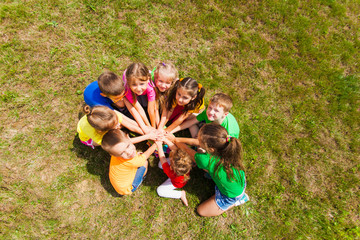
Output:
[234, 193, 250, 206]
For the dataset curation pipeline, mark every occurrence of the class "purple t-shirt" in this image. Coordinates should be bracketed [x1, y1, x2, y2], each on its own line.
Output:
[123, 70, 156, 104]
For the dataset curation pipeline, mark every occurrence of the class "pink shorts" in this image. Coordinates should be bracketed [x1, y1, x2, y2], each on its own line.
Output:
[81, 139, 95, 149]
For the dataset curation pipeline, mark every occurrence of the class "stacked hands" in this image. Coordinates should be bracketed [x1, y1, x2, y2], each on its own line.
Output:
[77, 61, 248, 217]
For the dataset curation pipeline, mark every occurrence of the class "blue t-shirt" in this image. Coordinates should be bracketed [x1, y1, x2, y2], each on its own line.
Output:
[83, 81, 114, 109]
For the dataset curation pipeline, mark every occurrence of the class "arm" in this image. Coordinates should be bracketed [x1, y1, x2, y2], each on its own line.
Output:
[134, 101, 151, 127]
[157, 106, 173, 130]
[175, 137, 200, 146]
[174, 142, 197, 162]
[147, 100, 157, 128]
[154, 101, 161, 128]
[155, 141, 168, 165]
[130, 130, 160, 144]
[117, 111, 144, 135]
[142, 143, 157, 159]
[163, 137, 177, 151]
[124, 98, 150, 134]
[170, 117, 200, 134]
[165, 112, 192, 133]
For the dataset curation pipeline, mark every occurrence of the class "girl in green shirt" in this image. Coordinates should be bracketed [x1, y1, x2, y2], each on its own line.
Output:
[173, 123, 249, 217]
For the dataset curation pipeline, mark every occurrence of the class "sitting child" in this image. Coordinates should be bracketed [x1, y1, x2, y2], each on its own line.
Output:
[77, 105, 143, 149]
[171, 93, 240, 138]
[155, 139, 192, 206]
[174, 124, 249, 217]
[101, 129, 158, 195]
[157, 77, 205, 135]
[83, 71, 129, 116]
[150, 62, 179, 127]
[122, 63, 157, 133]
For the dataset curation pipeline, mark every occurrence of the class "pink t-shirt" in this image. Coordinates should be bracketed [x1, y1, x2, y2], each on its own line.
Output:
[123, 70, 156, 104]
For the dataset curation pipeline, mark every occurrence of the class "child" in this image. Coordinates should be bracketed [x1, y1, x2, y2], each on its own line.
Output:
[155, 139, 192, 206]
[83, 71, 128, 113]
[171, 93, 240, 138]
[77, 105, 143, 148]
[101, 129, 158, 195]
[174, 123, 249, 217]
[157, 77, 205, 134]
[123, 63, 157, 133]
[151, 62, 179, 127]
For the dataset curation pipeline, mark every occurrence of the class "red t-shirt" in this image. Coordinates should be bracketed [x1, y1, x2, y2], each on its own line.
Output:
[162, 162, 189, 188]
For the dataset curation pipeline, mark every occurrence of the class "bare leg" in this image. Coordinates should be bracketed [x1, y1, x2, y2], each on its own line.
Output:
[180, 190, 188, 206]
[197, 195, 236, 217]
[143, 160, 148, 177]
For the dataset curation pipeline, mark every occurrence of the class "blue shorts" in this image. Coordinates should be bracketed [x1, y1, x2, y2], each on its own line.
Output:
[131, 166, 147, 192]
[215, 185, 246, 211]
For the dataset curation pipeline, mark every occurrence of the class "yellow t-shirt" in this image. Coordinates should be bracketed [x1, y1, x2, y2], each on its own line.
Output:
[109, 154, 147, 195]
[77, 111, 123, 145]
[171, 97, 205, 113]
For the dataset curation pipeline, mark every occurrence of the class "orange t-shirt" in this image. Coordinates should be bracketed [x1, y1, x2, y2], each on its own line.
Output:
[109, 154, 146, 195]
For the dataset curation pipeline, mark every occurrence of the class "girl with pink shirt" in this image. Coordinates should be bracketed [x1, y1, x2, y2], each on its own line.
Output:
[123, 62, 157, 133]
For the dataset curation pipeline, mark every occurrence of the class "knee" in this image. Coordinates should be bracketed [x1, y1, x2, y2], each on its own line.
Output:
[156, 186, 165, 197]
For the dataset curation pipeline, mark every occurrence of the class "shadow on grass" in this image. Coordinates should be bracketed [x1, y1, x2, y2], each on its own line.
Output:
[72, 129, 214, 205]
[72, 135, 122, 197]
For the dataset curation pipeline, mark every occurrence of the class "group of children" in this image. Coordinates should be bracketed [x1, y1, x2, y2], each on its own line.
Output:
[77, 62, 249, 217]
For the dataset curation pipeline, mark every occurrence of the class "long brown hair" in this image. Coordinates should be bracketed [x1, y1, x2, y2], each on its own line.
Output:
[83, 105, 118, 132]
[165, 77, 205, 113]
[198, 123, 244, 181]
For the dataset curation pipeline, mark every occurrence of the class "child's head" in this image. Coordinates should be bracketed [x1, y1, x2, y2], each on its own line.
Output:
[125, 63, 151, 101]
[198, 123, 244, 179]
[83, 105, 119, 132]
[98, 72, 125, 103]
[101, 129, 137, 159]
[206, 93, 233, 122]
[153, 62, 178, 93]
[169, 148, 192, 179]
[166, 77, 205, 112]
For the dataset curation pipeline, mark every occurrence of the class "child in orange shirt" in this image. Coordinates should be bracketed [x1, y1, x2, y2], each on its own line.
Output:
[101, 129, 157, 195]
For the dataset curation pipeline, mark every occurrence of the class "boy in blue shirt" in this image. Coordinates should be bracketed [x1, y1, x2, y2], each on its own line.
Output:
[84, 72, 127, 111]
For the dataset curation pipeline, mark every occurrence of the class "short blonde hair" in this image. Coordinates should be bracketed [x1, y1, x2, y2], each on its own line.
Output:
[209, 93, 233, 113]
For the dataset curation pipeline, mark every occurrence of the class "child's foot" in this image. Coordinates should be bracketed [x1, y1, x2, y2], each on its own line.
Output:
[180, 190, 188, 206]
[234, 193, 250, 206]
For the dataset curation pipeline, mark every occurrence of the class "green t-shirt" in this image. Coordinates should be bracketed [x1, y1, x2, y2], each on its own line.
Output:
[195, 152, 245, 198]
[196, 111, 240, 138]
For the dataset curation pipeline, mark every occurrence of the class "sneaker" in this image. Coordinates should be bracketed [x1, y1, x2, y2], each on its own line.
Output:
[234, 193, 250, 206]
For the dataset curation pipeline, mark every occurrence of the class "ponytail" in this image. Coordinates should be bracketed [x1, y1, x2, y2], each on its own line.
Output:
[165, 77, 205, 113]
[83, 105, 118, 132]
[199, 123, 244, 181]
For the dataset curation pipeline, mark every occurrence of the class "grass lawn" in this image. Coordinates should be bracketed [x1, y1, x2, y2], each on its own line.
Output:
[1, 0, 359, 239]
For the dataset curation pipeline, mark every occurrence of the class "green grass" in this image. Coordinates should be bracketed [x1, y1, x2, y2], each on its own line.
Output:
[1, 0, 359, 239]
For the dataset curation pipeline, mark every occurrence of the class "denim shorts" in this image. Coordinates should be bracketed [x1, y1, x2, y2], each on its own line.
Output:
[131, 166, 147, 192]
[215, 185, 246, 211]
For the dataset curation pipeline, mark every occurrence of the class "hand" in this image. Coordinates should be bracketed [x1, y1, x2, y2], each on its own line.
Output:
[165, 132, 176, 142]
[143, 125, 155, 135]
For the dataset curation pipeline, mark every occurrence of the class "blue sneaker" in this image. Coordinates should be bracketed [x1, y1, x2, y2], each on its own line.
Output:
[234, 193, 250, 206]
